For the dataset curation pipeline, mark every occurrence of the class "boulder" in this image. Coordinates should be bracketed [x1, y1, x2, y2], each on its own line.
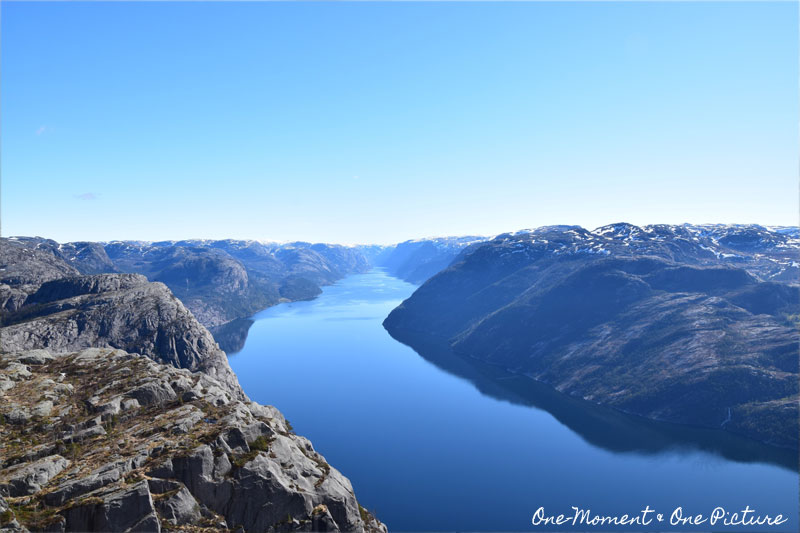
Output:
[0, 455, 70, 496]
[59, 481, 160, 533]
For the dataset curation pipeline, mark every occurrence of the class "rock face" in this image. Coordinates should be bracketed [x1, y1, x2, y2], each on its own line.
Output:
[0, 239, 81, 314]
[384, 224, 800, 449]
[0, 348, 385, 533]
[21, 239, 119, 276]
[0, 273, 242, 398]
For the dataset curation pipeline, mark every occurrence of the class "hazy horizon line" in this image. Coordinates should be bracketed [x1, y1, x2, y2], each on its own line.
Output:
[5, 220, 798, 248]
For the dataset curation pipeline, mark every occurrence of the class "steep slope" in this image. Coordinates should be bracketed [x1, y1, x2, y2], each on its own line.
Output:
[2, 237, 117, 277]
[384, 224, 799, 448]
[0, 348, 385, 533]
[0, 274, 242, 398]
[0, 239, 80, 313]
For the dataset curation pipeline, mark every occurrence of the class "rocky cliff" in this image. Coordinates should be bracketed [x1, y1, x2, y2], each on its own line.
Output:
[0, 239, 81, 314]
[0, 274, 242, 398]
[0, 243, 384, 532]
[384, 224, 800, 449]
[0, 348, 384, 533]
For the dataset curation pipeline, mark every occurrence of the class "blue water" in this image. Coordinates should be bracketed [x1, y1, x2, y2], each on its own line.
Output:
[228, 269, 799, 532]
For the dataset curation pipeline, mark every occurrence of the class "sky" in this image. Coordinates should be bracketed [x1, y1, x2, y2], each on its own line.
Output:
[2, 1, 797, 245]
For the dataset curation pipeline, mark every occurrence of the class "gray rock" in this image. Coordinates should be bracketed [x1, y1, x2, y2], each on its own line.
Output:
[15, 350, 56, 365]
[32, 401, 54, 418]
[5, 363, 31, 381]
[154, 486, 201, 525]
[0, 274, 244, 399]
[4, 406, 30, 425]
[0, 238, 79, 291]
[0, 284, 31, 315]
[44, 462, 123, 506]
[164, 405, 203, 434]
[59, 480, 160, 533]
[126, 381, 177, 407]
[25, 274, 149, 305]
[311, 504, 341, 532]
[121, 398, 140, 412]
[62, 425, 106, 443]
[88, 396, 121, 417]
[0, 378, 14, 393]
[0, 455, 70, 496]
[53, 383, 73, 396]
[2, 347, 384, 533]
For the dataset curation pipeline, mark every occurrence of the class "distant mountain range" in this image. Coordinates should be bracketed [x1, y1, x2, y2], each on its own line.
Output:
[1, 237, 369, 333]
[1, 235, 492, 352]
[384, 223, 799, 449]
[365, 236, 486, 284]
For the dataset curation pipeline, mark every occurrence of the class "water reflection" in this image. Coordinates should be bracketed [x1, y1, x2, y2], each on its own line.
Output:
[210, 317, 255, 354]
[387, 329, 798, 472]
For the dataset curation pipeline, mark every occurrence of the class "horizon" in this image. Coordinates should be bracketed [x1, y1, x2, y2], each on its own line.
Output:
[2, 2, 797, 243]
[5, 220, 798, 248]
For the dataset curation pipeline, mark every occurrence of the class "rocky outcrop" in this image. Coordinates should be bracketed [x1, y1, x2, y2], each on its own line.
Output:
[0, 274, 242, 398]
[0, 239, 81, 314]
[385, 224, 800, 449]
[0, 348, 385, 533]
[1, 237, 118, 279]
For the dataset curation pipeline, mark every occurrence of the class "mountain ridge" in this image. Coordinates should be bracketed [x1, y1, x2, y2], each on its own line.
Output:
[384, 223, 799, 449]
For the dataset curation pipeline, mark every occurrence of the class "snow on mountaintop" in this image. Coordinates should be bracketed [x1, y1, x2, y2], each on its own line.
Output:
[483, 223, 798, 285]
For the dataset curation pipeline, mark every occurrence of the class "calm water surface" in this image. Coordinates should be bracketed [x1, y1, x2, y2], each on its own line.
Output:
[228, 269, 799, 532]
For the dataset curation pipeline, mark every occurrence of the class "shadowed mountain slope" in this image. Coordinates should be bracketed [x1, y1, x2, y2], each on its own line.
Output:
[385, 224, 799, 448]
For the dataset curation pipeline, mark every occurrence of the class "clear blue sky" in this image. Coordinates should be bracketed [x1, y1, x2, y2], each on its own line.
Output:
[2, 1, 797, 244]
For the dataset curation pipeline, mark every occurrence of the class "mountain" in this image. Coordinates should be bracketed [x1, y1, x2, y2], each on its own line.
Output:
[354, 245, 394, 267]
[105, 240, 370, 328]
[104, 242, 279, 329]
[384, 223, 800, 449]
[2, 237, 371, 338]
[1, 238, 83, 314]
[0, 244, 384, 532]
[372, 236, 487, 284]
[3, 237, 118, 276]
[0, 273, 242, 397]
